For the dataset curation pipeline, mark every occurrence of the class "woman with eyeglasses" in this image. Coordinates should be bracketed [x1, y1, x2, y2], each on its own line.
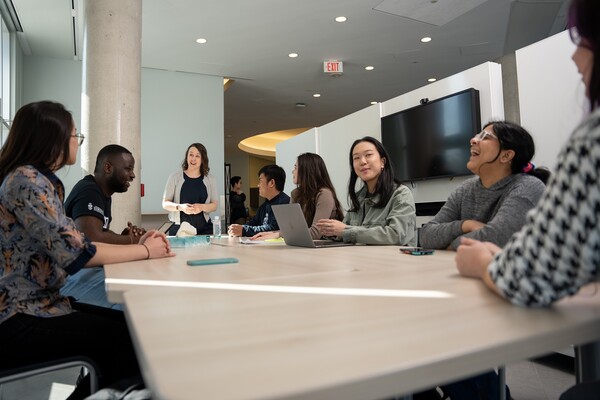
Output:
[0, 101, 174, 399]
[419, 121, 550, 250]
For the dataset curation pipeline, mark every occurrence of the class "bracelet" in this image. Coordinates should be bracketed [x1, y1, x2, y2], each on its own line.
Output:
[142, 243, 150, 259]
[176, 204, 180, 211]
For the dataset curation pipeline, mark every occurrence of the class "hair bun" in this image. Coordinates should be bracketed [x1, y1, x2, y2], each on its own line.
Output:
[522, 162, 535, 173]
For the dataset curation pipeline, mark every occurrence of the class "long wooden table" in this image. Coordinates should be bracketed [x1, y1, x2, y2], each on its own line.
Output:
[104, 238, 600, 400]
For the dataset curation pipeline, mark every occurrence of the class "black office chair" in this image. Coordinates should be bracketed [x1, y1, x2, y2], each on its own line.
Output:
[0, 356, 99, 396]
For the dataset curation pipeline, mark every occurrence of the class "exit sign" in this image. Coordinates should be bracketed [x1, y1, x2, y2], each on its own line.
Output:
[324, 60, 343, 73]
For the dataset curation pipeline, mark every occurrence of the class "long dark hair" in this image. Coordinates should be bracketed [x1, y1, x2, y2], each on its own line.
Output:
[569, 0, 599, 110]
[481, 121, 550, 184]
[0, 101, 74, 182]
[347, 136, 399, 212]
[181, 142, 210, 176]
[294, 152, 343, 225]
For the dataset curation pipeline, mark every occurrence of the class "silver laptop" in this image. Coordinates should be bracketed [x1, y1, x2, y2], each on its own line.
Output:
[271, 203, 354, 248]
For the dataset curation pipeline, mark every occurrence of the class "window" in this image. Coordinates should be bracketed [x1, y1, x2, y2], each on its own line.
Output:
[0, 15, 10, 146]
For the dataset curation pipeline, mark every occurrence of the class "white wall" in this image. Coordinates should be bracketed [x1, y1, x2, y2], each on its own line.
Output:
[276, 127, 318, 195]
[21, 57, 224, 216]
[22, 57, 84, 194]
[516, 30, 585, 171]
[141, 68, 224, 215]
[318, 105, 382, 209]
[382, 62, 504, 204]
[277, 62, 504, 210]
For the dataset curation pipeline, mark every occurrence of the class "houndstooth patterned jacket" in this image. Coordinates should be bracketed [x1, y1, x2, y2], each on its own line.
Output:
[488, 108, 600, 306]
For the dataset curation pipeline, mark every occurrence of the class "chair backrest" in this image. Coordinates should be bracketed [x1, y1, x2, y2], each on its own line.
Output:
[0, 356, 99, 393]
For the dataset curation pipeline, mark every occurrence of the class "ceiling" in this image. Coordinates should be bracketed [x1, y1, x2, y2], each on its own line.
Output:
[9, 0, 569, 158]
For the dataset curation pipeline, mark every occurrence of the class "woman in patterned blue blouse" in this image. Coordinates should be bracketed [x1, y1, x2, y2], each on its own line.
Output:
[456, 0, 599, 398]
[0, 101, 174, 399]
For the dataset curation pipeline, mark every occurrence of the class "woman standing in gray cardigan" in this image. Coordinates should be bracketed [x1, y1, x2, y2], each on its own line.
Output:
[162, 142, 218, 235]
[318, 136, 417, 245]
[419, 121, 550, 250]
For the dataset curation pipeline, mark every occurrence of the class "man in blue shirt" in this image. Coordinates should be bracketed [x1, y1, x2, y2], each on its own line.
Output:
[228, 164, 290, 237]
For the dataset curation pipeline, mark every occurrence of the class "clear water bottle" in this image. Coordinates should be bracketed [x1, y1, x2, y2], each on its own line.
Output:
[213, 215, 221, 238]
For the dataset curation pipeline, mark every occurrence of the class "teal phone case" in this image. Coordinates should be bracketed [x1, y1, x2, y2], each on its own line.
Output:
[186, 257, 239, 266]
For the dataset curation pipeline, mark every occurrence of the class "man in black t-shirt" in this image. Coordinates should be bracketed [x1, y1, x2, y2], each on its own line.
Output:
[63, 144, 144, 309]
[65, 144, 144, 244]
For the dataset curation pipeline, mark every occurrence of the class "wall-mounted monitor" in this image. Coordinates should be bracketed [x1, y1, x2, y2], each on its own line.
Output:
[381, 88, 481, 182]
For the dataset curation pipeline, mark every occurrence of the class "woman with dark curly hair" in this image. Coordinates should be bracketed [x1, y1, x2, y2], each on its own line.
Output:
[420, 120, 550, 250]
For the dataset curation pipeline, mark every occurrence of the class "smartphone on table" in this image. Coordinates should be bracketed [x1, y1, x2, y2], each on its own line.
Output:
[399, 246, 435, 256]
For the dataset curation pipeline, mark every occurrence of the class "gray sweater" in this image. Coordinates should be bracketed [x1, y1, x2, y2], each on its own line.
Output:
[419, 174, 545, 250]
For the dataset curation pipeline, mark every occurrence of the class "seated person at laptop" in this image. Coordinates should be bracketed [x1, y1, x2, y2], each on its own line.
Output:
[62, 144, 146, 310]
[419, 121, 549, 250]
[317, 136, 417, 245]
[228, 164, 290, 237]
[252, 153, 344, 240]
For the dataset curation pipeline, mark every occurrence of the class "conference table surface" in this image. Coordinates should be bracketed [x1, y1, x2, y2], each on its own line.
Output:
[104, 237, 600, 400]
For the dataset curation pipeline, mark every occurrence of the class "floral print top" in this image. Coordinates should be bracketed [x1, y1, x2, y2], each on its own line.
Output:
[0, 165, 96, 324]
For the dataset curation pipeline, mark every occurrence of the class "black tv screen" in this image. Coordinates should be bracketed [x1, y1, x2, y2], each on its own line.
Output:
[381, 88, 481, 182]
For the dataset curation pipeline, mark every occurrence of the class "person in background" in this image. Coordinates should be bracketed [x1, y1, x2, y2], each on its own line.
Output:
[317, 136, 416, 245]
[419, 121, 550, 250]
[62, 144, 146, 310]
[456, 0, 599, 398]
[229, 175, 248, 225]
[228, 164, 290, 237]
[162, 142, 218, 235]
[252, 152, 344, 240]
[0, 101, 173, 399]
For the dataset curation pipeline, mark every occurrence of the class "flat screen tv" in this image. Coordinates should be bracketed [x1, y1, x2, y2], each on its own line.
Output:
[381, 88, 481, 182]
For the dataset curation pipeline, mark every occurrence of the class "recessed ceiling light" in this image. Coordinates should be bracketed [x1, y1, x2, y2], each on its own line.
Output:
[313, 94, 321, 98]
[335, 16, 347, 22]
[288, 53, 298, 58]
[428, 78, 437, 82]
[371, 101, 378, 105]
[365, 66, 374, 71]
[195, 38, 207, 44]
[421, 37, 432, 43]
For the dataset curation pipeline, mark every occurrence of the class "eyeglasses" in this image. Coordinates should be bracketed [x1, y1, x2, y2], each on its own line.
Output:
[473, 130, 497, 142]
[72, 132, 85, 146]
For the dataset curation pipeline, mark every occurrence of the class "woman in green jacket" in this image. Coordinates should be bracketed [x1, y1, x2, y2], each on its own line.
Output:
[318, 136, 416, 245]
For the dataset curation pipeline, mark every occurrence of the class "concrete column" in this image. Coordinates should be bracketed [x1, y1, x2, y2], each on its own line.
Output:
[81, 0, 142, 231]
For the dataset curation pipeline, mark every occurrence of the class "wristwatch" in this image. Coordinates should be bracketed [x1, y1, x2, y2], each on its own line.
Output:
[176, 205, 180, 211]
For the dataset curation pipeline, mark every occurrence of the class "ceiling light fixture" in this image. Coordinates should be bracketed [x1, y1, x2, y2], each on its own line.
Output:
[295, 102, 306, 108]
[313, 94, 321, 98]
[365, 66, 374, 71]
[428, 78, 437, 82]
[288, 53, 298, 58]
[195, 38, 207, 44]
[371, 101, 378, 105]
[421, 37, 432, 43]
[335, 16, 347, 22]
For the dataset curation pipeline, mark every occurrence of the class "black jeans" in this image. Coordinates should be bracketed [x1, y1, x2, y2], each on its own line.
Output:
[0, 302, 141, 399]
